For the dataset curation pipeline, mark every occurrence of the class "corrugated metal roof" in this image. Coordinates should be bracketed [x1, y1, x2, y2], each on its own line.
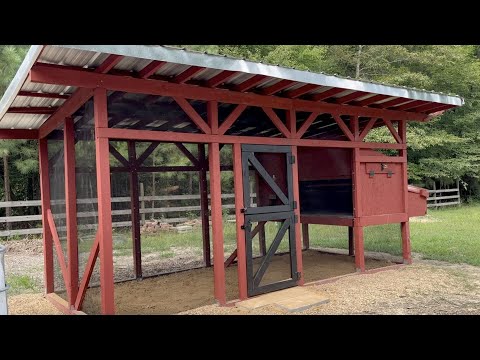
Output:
[0, 45, 465, 130]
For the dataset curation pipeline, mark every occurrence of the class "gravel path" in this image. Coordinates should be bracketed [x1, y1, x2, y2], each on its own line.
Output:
[182, 262, 480, 315]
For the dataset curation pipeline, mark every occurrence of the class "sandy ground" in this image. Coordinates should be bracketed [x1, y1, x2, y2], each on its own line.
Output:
[4, 238, 480, 315]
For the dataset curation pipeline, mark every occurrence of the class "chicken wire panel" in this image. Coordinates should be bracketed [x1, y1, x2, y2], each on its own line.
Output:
[47, 129, 67, 263]
[137, 170, 205, 277]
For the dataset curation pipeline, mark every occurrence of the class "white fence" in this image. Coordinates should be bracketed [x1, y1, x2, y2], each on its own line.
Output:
[427, 180, 461, 208]
[0, 193, 256, 238]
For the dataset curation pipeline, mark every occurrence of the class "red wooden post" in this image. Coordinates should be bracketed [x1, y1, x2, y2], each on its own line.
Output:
[348, 227, 354, 256]
[128, 140, 142, 278]
[198, 144, 211, 267]
[398, 120, 412, 264]
[209, 142, 226, 305]
[352, 144, 365, 271]
[291, 146, 304, 285]
[64, 117, 79, 306]
[233, 143, 248, 300]
[208, 101, 218, 134]
[39, 138, 54, 294]
[353, 226, 365, 271]
[302, 224, 310, 250]
[94, 88, 115, 314]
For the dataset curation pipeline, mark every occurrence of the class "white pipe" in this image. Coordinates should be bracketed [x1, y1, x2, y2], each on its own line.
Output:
[0, 245, 8, 315]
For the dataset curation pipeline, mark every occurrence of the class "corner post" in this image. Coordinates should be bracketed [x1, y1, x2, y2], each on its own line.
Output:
[94, 88, 115, 314]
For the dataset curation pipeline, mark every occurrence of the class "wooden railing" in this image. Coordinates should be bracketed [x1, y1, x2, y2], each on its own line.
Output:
[0, 193, 256, 237]
[427, 180, 461, 208]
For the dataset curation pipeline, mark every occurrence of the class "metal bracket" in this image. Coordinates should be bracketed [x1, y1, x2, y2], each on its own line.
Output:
[240, 207, 247, 213]
[294, 214, 299, 223]
[293, 201, 297, 209]
[387, 171, 393, 178]
[295, 272, 302, 281]
[289, 155, 296, 164]
[369, 170, 375, 178]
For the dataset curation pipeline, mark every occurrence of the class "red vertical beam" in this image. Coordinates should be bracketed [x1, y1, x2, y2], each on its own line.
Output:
[128, 141, 142, 278]
[94, 88, 115, 315]
[64, 117, 79, 307]
[291, 146, 304, 285]
[350, 115, 359, 141]
[198, 144, 211, 267]
[209, 143, 226, 304]
[398, 120, 412, 264]
[233, 143, 248, 300]
[302, 224, 310, 250]
[208, 101, 219, 135]
[287, 109, 296, 138]
[39, 138, 54, 294]
[352, 138, 365, 271]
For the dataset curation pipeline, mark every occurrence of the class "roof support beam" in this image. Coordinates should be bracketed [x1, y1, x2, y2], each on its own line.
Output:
[173, 97, 211, 134]
[7, 107, 57, 114]
[395, 100, 428, 112]
[260, 80, 295, 95]
[359, 118, 378, 141]
[206, 70, 238, 88]
[354, 94, 391, 107]
[234, 75, 268, 92]
[18, 91, 70, 100]
[284, 84, 322, 99]
[138, 61, 166, 79]
[29, 63, 429, 122]
[173, 66, 205, 83]
[425, 104, 457, 114]
[296, 112, 320, 139]
[37, 55, 124, 139]
[332, 114, 355, 141]
[310, 88, 346, 101]
[262, 107, 291, 138]
[335, 91, 369, 104]
[383, 119, 402, 143]
[218, 104, 247, 135]
[0, 129, 39, 139]
[377, 98, 412, 109]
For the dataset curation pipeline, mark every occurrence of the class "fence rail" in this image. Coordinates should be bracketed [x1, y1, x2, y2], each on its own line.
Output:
[427, 180, 461, 208]
[0, 193, 256, 238]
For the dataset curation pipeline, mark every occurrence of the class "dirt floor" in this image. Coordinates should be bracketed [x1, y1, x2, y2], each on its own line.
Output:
[81, 250, 391, 314]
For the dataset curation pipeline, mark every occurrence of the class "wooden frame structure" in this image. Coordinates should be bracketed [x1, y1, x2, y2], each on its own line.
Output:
[0, 45, 463, 314]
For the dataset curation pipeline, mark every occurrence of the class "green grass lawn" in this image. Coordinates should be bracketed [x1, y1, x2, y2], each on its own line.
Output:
[76, 203, 480, 267]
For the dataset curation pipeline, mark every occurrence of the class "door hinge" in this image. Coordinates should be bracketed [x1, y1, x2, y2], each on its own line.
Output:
[294, 214, 299, 223]
[293, 201, 297, 209]
[295, 272, 302, 281]
[289, 155, 296, 164]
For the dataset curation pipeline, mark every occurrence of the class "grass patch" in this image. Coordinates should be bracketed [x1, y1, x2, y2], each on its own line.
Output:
[6, 274, 37, 295]
[76, 203, 480, 267]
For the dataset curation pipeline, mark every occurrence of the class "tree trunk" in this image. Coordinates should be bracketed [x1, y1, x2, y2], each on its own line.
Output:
[355, 45, 363, 79]
[3, 155, 11, 230]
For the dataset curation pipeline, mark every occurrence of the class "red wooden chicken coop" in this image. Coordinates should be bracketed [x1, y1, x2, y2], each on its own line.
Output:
[0, 45, 463, 314]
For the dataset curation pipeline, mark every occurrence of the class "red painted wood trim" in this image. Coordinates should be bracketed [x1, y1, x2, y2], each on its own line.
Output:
[138, 61, 166, 79]
[287, 109, 296, 136]
[300, 215, 353, 227]
[302, 224, 310, 250]
[358, 156, 406, 163]
[359, 118, 377, 141]
[284, 84, 322, 99]
[95, 54, 124, 74]
[354, 94, 390, 107]
[206, 70, 238, 88]
[99, 127, 407, 150]
[262, 107, 291, 138]
[30, 64, 428, 121]
[224, 249, 238, 268]
[94, 88, 115, 315]
[218, 104, 247, 135]
[401, 222, 412, 264]
[46, 293, 86, 315]
[291, 146, 304, 285]
[209, 142, 226, 305]
[383, 119, 402, 143]
[74, 233, 99, 310]
[233, 143, 248, 300]
[425, 104, 456, 114]
[64, 117, 79, 306]
[0, 129, 38, 140]
[173, 66, 205, 83]
[353, 226, 365, 272]
[377, 98, 412, 109]
[311, 88, 345, 101]
[7, 107, 57, 114]
[261, 80, 295, 95]
[39, 138, 54, 293]
[335, 91, 369, 104]
[296, 112, 320, 139]
[357, 213, 409, 226]
[395, 100, 427, 111]
[173, 97, 212, 134]
[350, 115, 359, 141]
[47, 209, 69, 295]
[207, 101, 218, 134]
[18, 90, 69, 100]
[234, 75, 268, 92]
[332, 114, 355, 141]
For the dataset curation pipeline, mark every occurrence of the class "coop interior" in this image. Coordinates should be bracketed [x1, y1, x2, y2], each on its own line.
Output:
[44, 94, 428, 314]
